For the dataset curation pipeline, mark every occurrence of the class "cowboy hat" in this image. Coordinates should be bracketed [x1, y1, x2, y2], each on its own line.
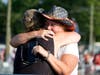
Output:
[42, 5, 75, 31]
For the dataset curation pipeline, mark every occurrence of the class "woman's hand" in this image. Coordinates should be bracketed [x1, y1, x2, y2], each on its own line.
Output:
[36, 29, 55, 41]
[32, 45, 48, 58]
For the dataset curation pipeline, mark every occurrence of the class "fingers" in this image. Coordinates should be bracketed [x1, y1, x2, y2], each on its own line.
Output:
[47, 30, 55, 36]
[42, 30, 55, 41]
[32, 46, 39, 54]
[32, 45, 43, 54]
[36, 29, 55, 41]
[42, 36, 49, 41]
[32, 45, 48, 58]
[42, 34, 53, 41]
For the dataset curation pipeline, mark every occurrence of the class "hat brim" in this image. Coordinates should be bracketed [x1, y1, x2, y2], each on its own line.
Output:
[42, 14, 75, 26]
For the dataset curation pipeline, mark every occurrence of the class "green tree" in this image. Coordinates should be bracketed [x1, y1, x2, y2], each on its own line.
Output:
[0, 0, 7, 43]
[0, 0, 100, 44]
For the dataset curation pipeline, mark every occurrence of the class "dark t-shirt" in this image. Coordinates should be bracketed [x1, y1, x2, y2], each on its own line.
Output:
[14, 38, 57, 75]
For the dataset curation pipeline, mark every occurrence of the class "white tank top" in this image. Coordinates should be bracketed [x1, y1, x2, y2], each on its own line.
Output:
[56, 43, 79, 75]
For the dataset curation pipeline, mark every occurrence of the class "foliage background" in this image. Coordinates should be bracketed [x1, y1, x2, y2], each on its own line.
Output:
[0, 0, 100, 45]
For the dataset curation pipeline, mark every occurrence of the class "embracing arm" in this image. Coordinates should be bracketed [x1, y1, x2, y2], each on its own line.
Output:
[64, 32, 81, 44]
[47, 53, 78, 75]
[10, 31, 37, 48]
[10, 30, 54, 48]
[34, 43, 79, 75]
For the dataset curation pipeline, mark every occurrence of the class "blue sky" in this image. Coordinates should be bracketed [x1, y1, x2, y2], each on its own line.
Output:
[2, 0, 8, 4]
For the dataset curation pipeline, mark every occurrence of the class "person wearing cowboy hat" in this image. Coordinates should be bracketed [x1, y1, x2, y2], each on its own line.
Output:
[11, 5, 81, 75]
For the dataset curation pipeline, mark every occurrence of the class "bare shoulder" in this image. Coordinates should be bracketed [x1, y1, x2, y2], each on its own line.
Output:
[59, 32, 81, 46]
[54, 32, 81, 47]
[65, 32, 81, 43]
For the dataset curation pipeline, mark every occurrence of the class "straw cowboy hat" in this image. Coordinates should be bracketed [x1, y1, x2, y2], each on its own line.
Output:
[43, 5, 75, 31]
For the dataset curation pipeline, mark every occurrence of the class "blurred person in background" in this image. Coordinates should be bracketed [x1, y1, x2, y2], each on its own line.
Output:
[0, 48, 5, 62]
[93, 51, 100, 75]
[83, 51, 95, 75]
[0, 44, 6, 62]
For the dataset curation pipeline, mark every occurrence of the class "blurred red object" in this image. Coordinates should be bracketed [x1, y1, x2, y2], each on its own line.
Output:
[93, 53, 100, 65]
[0, 48, 5, 61]
[0, 44, 5, 62]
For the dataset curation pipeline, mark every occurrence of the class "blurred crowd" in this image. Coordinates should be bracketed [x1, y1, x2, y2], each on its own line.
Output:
[0, 44, 16, 74]
[78, 45, 100, 75]
[0, 43, 100, 75]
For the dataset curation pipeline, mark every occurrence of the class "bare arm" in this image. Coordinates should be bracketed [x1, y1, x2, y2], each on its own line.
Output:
[10, 31, 38, 48]
[10, 30, 54, 48]
[47, 53, 78, 75]
[33, 44, 79, 75]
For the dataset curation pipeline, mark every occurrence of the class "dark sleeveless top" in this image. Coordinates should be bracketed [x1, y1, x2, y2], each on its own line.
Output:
[14, 38, 57, 75]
